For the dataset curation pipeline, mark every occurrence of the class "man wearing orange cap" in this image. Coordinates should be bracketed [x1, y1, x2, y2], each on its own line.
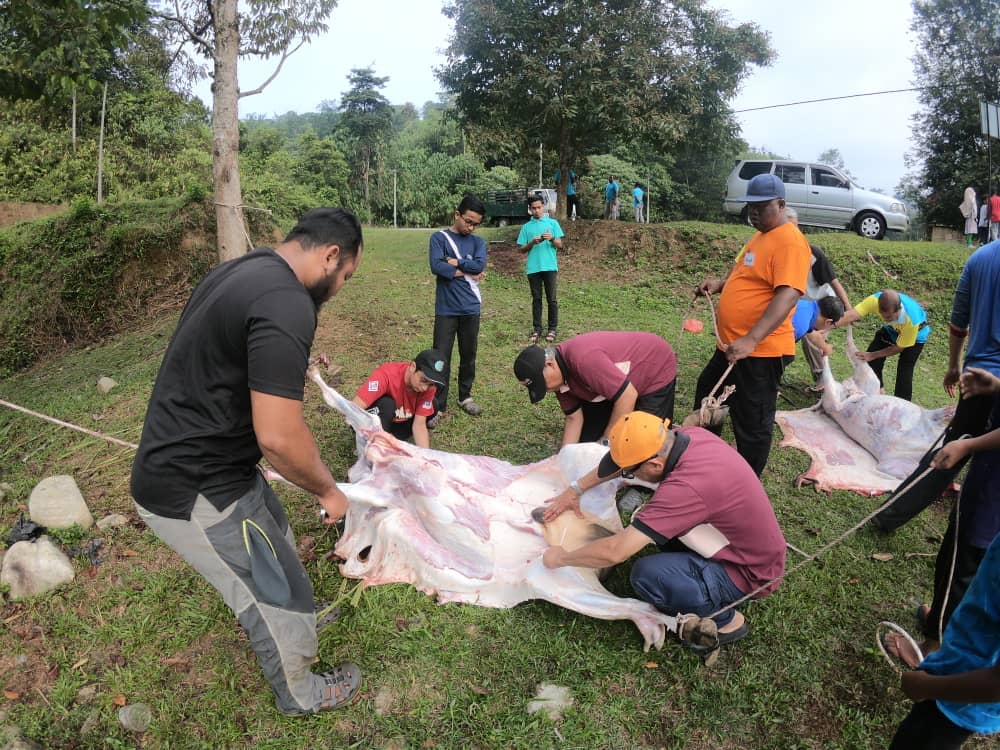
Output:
[541, 411, 786, 648]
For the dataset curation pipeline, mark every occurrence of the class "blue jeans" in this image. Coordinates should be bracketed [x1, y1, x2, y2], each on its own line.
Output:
[630, 551, 745, 627]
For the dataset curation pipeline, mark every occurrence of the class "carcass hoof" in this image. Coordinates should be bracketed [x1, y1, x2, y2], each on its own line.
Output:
[530, 507, 546, 524]
[678, 615, 719, 650]
[701, 405, 729, 429]
[678, 616, 722, 666]
[681, 411, 702, 427]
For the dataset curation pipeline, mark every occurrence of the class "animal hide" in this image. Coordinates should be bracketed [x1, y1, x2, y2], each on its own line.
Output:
[307, 367, 682, 651]
[776, 328, 953, 495]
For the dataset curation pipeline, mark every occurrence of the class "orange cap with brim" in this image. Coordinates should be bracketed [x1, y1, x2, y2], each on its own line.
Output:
[596, 412, 671, 478]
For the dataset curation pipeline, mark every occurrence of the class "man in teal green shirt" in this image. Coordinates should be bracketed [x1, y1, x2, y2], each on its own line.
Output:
[517, 193, 564, 342]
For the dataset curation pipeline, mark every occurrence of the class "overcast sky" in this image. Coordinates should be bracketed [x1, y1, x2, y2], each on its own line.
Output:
[204, 0, 919, 195]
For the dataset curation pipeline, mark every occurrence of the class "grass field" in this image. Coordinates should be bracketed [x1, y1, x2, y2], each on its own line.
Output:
[0, 220, 989, 749]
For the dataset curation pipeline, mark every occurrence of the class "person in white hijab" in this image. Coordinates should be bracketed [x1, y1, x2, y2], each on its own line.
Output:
[960, 186, 978, 248]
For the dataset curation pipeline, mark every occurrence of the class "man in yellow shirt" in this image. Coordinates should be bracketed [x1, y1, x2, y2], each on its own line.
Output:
[836, 289, 930, 402]
[693, 174, 811, 476]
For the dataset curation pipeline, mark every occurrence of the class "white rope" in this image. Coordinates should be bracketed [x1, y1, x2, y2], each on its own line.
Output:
[213, 201, 271, 253]
[0, 398, 138, 450]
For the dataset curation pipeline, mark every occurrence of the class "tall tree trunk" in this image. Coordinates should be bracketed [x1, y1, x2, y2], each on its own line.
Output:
[212, 0, 247, 262]
[555, 129, 571, 222]
[97, 81, 107, 204]
[71, 87, 77, 151]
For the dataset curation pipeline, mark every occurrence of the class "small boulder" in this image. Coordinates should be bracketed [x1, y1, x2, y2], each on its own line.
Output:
[1, 537, 75, 599]
[96, 377, 118, 394]
[28, 475, 93, 530]
[96, 514, 128, 530]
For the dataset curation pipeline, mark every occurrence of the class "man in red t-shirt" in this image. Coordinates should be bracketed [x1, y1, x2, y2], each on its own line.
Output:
[693, 174, 810, 476]
[352, 349, 444, 448]
[989, 189, 1000, 242]
[542, 411, 786, 650]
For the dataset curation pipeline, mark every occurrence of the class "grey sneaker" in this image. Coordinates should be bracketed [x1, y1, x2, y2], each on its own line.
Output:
[617, 488, 646, 515]
[426, 412, 443, 430]
[459, 398, 482, 416]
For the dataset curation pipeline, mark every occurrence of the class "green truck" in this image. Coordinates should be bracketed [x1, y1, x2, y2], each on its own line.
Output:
[483, 188, 557, 226]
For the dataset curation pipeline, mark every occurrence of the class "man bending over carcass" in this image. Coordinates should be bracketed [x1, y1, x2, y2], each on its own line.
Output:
[836, 288, 930, 402]
[542, 411, 786, 651]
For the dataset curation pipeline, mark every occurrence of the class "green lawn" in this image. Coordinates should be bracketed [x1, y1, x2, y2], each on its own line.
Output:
[0, 221, 988, 749]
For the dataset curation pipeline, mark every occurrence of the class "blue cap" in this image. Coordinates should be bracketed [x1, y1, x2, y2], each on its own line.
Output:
[740, 174, 785, 203]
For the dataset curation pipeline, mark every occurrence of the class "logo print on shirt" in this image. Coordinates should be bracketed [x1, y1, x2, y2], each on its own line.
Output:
[367, 381, 380, 392]
[743, 252, 755, 267]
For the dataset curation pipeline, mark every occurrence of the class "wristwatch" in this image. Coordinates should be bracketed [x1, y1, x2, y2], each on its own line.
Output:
[569, 480, 583, 496]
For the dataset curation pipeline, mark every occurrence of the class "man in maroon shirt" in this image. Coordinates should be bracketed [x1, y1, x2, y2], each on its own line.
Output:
[542, 411, 786, 648]
[513, 331, 677, 445]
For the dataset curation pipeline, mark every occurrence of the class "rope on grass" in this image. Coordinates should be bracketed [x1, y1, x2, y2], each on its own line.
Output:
[694, 289, 735, 425]
[866, 249, 898, 280]
[705, 461, 941, 622]
[0, 398, 138, 450]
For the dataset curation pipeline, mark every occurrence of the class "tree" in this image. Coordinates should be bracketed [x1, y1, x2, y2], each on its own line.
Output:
[0, 0, 148, 200]
[0, 0, 146, 101]
[904, 0, 1000, 229]
[816, 148, 855, 180]
[437, 0, 772, 221]
[153, 0, 337, 261]
[337, 67, 393, 224]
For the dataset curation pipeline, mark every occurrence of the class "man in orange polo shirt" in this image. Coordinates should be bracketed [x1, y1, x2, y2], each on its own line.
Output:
[692, 174, 811, 476]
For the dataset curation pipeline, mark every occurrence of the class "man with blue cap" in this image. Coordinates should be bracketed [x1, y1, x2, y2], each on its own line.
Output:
[691, 174, 812, 476]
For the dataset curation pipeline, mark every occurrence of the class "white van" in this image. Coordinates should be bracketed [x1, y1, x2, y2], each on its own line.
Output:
[722, 160, 908, 239]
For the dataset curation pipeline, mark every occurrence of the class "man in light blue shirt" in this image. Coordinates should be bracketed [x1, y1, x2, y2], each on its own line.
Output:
[633, 182, 645, 223]
[516, 193, 564, 342]
[603, 176, 620, 220]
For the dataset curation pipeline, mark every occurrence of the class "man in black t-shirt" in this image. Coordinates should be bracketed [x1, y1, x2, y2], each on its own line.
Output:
[785, 207, 852, 391]
[130, 208, 364, 715]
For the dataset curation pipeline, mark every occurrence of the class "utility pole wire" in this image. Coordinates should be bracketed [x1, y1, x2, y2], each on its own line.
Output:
[734, 87, 922, 113]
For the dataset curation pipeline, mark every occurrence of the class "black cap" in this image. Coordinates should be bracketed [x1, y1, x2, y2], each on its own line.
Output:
[414, 349, 446, 386]
[513, 346, 548, 404]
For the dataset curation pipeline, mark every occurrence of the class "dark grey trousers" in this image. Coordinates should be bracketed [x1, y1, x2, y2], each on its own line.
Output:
[136, 474, 326, 714]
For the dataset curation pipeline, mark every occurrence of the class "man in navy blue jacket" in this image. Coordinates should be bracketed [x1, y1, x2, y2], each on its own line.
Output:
[429, 194, 488, 417]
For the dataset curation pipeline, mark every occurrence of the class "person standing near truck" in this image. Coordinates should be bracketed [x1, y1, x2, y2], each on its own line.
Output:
[554, 168, 580, 221]
[517, 194, 564, 343]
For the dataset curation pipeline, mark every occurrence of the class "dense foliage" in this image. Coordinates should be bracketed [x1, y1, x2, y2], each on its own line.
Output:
[902, 0, 1000, 228]
[0, 2, 775, 228]
[0, 194, 220, 377]
[437, 0, 773, 220]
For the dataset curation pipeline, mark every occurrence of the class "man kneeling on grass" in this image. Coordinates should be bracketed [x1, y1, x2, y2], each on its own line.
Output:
[541, 411, 786, 651]
[352, 348, 445, 447]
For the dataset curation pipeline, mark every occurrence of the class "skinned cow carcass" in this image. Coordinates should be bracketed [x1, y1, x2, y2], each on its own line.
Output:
[305, 367, 702, 652]
[776, 328, 953, 495]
